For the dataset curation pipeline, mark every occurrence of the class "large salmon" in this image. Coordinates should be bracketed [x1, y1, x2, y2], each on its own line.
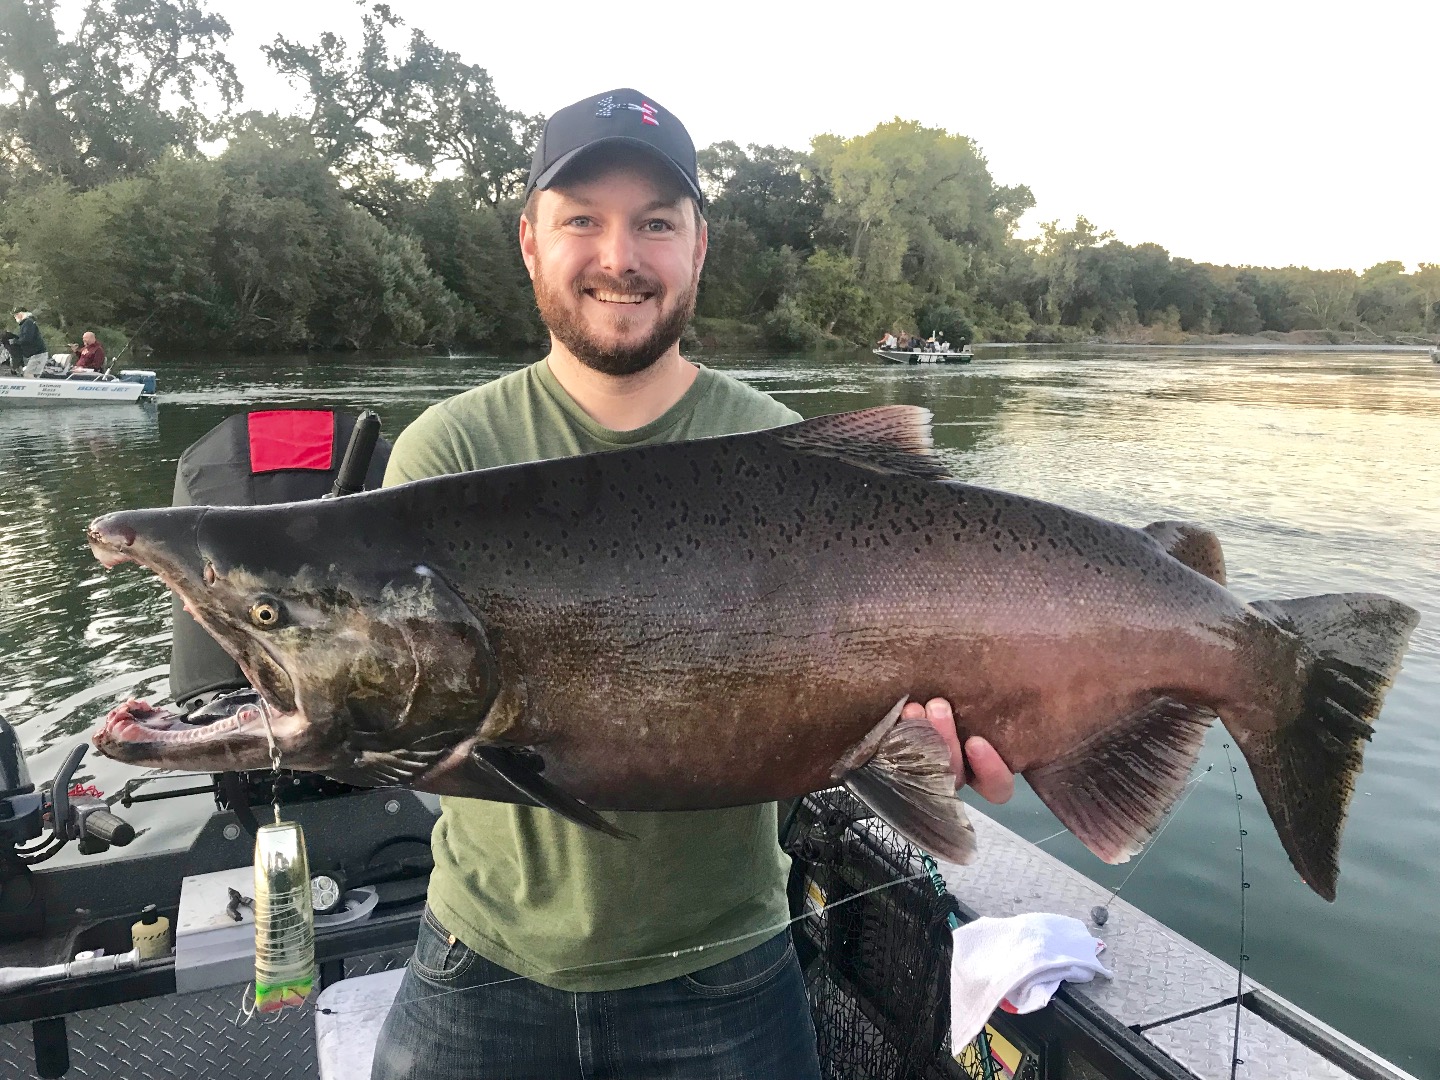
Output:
[86, 406, 1417, 900]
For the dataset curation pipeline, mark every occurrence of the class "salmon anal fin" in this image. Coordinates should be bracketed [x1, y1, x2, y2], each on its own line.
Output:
[472, 745, 635, 840]
[1026, 697, 1214, 864]
[768, 406, 952, 481]
[837, 699, 977, 864]
[1142, 521, 1227, 586]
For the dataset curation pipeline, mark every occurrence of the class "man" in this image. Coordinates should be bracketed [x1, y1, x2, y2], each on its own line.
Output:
[371, 89, 1014, 1080]
[11, 310, 48, 365]
[70, 331, 106, 372]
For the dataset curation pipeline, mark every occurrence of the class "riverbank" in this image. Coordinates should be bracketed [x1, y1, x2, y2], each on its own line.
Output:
[687, 317, 1440, 353]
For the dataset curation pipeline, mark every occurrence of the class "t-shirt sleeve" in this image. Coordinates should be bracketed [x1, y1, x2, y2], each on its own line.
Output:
[384, 405, 465, 487]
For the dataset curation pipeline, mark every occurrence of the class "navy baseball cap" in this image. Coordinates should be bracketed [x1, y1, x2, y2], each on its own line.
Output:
[527, 89, 703, 208]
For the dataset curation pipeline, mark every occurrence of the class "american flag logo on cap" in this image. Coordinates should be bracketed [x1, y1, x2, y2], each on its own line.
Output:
[595, 96, 660, 126]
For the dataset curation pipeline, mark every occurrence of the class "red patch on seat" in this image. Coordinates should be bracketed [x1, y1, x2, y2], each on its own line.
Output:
[247, 411, 335, 474]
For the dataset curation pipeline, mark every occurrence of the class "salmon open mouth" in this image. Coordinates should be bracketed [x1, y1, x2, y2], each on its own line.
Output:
[98, 693, 268, 747]
[86, 514, 303, 753]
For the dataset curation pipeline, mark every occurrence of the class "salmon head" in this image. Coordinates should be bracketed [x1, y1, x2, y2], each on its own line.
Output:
[86, 501, 499, 780]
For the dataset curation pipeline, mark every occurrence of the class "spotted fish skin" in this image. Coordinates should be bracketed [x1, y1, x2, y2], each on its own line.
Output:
[86, 407, 1419, 899]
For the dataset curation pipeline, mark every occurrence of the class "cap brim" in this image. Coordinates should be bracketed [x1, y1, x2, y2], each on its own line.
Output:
[530, 137, 704, 208]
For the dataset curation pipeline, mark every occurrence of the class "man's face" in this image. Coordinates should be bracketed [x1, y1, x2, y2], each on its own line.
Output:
[82, 332, 95, 345]
[520, 161, 706, 376]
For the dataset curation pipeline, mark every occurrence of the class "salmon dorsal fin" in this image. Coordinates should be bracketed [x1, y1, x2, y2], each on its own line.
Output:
[769, 406, 952, 481]
[1142, 520, 1227, 586]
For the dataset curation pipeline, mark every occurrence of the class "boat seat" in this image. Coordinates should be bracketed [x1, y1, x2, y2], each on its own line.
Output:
[314, 967, 406, 1079]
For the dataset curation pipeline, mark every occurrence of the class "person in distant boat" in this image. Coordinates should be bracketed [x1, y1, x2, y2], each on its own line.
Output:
[70, 331, 106, 372]
[10, 310, 48, 363]
[877, 331, 898, 349]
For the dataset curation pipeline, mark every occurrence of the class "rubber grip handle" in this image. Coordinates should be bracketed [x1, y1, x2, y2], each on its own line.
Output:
[83, 810, 135, 847]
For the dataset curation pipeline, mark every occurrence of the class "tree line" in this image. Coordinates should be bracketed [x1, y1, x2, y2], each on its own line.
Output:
[1, 0, 1435, 355]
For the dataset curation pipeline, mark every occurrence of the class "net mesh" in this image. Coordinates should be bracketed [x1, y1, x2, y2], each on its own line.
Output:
[787, 789, 966, 1080]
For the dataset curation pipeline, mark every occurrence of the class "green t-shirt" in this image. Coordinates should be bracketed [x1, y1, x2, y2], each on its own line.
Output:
[384, 358, 802, 991]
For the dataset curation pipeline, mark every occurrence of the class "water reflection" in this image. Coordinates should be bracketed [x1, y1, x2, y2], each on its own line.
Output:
[0, 348, 1436, 1076]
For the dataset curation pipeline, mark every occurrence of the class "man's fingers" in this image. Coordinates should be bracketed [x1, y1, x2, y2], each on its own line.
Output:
[900, 698, 1014, 804]
[963, 736, 1015, 805]
[918, 697, 965, 782]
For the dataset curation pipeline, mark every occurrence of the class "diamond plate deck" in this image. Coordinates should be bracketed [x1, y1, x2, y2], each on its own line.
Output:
[0, 946, 410, 1080]
[941, 806, 1252, 1028]
[1145, 1004, 1357, 1080]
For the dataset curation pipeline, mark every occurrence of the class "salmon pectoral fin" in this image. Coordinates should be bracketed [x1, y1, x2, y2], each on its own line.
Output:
[1239, 593, 1419, 902]
[471, 745, 635, 841]
[838, 702, 977, 865]
[1025, 697, 1214, 865]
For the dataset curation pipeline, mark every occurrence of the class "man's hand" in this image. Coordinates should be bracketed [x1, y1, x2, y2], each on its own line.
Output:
[902, 698, 1015, 805]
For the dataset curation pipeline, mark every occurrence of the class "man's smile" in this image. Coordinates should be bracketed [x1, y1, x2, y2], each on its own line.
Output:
[586, 289, 654, 305]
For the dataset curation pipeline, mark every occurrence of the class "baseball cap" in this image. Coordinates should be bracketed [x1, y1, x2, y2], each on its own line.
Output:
[526, 89, 703, 208]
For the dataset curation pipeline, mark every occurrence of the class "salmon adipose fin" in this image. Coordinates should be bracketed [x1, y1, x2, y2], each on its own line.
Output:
[1237, 593, 1419, 901]
[835, 698, 977, 864]
[1142, 520, 1228, 585]
[1026, 698, 1216, 863]
[472, 745, 635, 840]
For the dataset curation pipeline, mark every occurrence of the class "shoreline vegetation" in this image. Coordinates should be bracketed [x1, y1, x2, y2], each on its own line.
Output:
[1, 3, 1436, 361]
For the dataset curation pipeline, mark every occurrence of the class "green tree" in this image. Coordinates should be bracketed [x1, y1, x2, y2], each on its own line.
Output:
[262, 3, 433, 201]
[699, 142, 825, 255]
[1290, 269, 1359, 330]
[0, 0, 239, 185]
[1414, 264, 1440, 333]
[812, 120, 1027, 297]
[794, 249, 878, 341]
[394, 181, 542, 344]
[1356, 261, 1419, 333]
[390, 54, 541, 208]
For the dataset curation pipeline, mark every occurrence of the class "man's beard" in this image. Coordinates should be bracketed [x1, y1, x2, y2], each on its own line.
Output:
[533, 262, 697, 377]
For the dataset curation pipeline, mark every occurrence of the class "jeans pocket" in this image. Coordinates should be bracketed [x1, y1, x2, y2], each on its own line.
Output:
[681, 932, 796, 998]
[410, 906, 478, 984]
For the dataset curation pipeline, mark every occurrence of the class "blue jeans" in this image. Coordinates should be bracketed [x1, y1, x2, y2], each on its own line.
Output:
[370, 907, 822, 1080]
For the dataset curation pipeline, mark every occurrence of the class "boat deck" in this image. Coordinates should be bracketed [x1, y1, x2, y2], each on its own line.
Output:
[946, 808, 1404, 1079]
[0, 792, 1417, 1080]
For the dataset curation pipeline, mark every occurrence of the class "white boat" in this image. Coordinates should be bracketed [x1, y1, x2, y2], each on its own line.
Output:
[0, 374, 154, 403]
[874, 344, 973, 365]
[0, 350, 156, 404]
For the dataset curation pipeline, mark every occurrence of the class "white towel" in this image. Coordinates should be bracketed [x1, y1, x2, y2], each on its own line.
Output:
[950, 912, 1112, 1050]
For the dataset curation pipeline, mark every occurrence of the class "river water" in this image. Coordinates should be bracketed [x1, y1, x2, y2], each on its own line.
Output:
[1, 347, 1436, 1075]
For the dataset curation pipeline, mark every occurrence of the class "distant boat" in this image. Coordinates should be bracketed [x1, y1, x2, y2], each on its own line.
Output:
[874, 344, 973, 365]
[0, 347, 155, 404]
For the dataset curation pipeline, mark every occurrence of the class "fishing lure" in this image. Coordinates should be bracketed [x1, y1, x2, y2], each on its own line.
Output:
[252, 817, 315, 1013]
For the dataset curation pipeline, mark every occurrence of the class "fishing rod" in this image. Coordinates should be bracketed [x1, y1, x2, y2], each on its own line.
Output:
[101, 313, 157, 378]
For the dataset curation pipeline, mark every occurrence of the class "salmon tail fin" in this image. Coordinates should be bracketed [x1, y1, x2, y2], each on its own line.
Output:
[1238, 593, 1419, 901]
[836, 699, 977, 864]
[1026, 697, 1215, 864]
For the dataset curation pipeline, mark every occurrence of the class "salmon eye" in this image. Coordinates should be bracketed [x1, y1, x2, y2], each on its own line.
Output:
[249, 597, 282, 628]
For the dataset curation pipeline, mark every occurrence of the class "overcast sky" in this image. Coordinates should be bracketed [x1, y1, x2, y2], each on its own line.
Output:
[141, 0, 1440, 271]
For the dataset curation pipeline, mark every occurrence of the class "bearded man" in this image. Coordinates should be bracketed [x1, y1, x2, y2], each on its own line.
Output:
[371, 88, 1014, 1080]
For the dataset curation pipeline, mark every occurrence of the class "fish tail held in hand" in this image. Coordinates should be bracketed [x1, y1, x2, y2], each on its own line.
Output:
[1236, 593, 1420, 901]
